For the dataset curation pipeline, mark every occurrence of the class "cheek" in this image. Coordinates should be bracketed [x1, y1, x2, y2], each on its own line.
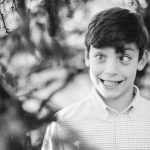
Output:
[90, 63, 103, 76]
[120, 65, 138, 79]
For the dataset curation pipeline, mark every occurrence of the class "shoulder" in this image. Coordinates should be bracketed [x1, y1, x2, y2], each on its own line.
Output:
[55, 95, 94, 122]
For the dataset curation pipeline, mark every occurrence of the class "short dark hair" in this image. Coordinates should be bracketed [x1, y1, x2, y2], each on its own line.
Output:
[85, 7, 149, 57]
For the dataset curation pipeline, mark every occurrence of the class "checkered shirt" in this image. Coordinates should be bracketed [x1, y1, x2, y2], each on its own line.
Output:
[41, 86, 150, 150]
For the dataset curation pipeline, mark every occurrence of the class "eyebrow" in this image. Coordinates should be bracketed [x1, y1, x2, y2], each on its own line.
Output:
[123, 48, 136, 52]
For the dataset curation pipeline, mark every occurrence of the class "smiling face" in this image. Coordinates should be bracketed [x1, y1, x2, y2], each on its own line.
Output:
[85, 43, 148, 102]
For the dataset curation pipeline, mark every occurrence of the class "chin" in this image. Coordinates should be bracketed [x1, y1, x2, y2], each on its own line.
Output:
[96, 85, 123, 100]
[101, 92, 121, 100]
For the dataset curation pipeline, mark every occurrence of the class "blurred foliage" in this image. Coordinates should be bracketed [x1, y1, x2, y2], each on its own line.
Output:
[0, 0, 150, 149]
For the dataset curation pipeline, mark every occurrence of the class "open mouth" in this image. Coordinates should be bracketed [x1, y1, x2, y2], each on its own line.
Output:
[100, 79, 123, 87]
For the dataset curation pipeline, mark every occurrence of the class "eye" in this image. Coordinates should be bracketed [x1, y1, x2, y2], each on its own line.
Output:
[120, 55, 131, 64]
[95, 54, 106, 62]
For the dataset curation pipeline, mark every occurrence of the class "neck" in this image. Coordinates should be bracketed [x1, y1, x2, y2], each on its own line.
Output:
[104, 88, 134, 113]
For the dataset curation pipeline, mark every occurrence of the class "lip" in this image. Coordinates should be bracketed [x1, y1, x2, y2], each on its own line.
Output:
[100, 79, 124, 88]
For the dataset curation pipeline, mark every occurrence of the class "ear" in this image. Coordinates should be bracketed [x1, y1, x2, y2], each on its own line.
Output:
[137, 50, 149, 71]
[84, 50, 90, 67]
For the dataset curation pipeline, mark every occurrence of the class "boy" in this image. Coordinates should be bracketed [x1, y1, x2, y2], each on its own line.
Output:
[41, 7, 150, 150]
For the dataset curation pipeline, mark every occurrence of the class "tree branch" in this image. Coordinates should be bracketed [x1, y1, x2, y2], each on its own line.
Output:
[0, 0, 6, 5]
[37, 67, 82, 116]
[0, 9, 9, 33]
[12, 0, 18, 11]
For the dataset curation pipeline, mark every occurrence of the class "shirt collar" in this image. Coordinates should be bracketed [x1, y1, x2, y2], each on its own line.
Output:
[124, 85, 140, 110]
[91, 87, 109, 119]
[90, 85, 141, 118]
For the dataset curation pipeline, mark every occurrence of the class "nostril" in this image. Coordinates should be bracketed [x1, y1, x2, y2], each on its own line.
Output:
[105, 65, 118, 75]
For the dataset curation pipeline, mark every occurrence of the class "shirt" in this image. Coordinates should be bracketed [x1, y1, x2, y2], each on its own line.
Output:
[41, 86, 150, 150]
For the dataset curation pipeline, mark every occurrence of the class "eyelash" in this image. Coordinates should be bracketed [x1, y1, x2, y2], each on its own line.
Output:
[95, 54, 106, 62]
[120, 55, 132, 64]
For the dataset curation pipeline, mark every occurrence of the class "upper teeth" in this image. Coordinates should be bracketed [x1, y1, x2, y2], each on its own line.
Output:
[103, 80, 119, 87]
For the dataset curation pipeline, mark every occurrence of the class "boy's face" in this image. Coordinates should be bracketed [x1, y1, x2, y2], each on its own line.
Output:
[85, 43, 148, 101]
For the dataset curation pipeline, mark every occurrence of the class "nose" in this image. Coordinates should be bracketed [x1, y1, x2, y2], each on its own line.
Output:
[104, 58, 119, 76]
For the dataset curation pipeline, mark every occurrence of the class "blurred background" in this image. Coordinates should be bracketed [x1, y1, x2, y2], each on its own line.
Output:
[0, 0, 150, 149]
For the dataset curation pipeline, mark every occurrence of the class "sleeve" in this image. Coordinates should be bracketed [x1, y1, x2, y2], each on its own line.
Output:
[41, 122, 61, 150]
